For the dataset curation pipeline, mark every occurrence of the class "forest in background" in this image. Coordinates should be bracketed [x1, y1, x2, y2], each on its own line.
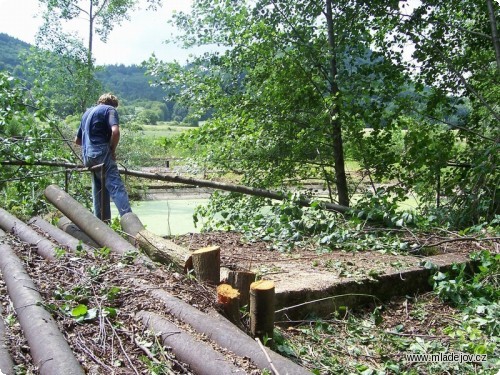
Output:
[0, 32, 198, 124]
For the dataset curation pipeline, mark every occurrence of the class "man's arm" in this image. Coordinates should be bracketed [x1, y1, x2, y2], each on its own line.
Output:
[110, 124, 120, 160]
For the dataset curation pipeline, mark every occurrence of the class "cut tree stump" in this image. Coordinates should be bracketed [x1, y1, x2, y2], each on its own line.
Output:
[227, 270, 256, 308]
[192, 246, 221, 284]
[216, 283, 242, 327]
[250, 280, 275, 341]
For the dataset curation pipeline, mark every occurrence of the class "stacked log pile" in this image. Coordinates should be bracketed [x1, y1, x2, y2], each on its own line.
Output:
[0, 185, 311, 374]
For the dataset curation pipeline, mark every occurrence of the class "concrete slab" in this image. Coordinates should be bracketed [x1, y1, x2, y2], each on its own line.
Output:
[263, 252, 470, 320]
[221, 248, 472, 321]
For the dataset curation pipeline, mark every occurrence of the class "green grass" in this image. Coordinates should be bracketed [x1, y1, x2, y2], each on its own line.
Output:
[141, 122, 196, 139]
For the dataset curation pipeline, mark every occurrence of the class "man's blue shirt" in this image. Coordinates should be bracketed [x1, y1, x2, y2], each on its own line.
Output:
[77, 104, 119, 146]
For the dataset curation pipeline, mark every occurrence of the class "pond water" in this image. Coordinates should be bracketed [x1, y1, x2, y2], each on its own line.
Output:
[111, 199, 209, 236]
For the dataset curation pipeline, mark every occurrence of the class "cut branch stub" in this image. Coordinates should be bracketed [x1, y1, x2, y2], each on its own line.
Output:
[250, 280, 275, 341]
[191, 246, 221, 285]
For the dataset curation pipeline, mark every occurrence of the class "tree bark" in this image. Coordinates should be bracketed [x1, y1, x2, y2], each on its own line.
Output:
[191, 246, 221, 284]
[0, 208, 58, 260]
[325, 0, 349, 207]
[56, 216, 100, 248]
[227, 270, 256, 308]
[120, 212, 194, 271]
[250, 280, 275, 341]
[0, 303, 14, 375]
[150, 288, 311, 374]
[44, 185, 138, 256]
[136, 311, 246, 375]
[487, 0, 500, 71]
[29, 216, 95, 253]
[216, 283, 242, 327]
[0, 244, 85, 375]
[135, 228, 193, 271]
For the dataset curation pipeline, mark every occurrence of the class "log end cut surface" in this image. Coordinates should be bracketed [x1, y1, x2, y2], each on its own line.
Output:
[250, 280, 275, 291]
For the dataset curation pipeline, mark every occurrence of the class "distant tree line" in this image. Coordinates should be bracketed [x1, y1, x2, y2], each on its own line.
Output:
[0, 32, 200, 124]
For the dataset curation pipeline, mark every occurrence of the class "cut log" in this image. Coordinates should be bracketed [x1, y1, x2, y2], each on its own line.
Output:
[227, 270, 256, 308]
[136, 311, 246, 375]
[119, 212, 145, 245]
[0, 208, 58, 260]
[28, 216, 94, 253]
[216, 283, 241, 327]
[120, 212, 193, 271]
[149, 288, 312, 374]
[44, 185, 137, 256]
[0, 244, 85, 375]
[250, 280, 276, 341]
[0, 302, 14, 375]
[56, 216, 100, 248]
[135, 229, 193, 271]
[191, 246, 220, 284]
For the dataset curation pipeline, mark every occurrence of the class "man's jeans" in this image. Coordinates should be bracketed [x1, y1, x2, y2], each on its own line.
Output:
[83, 144, 132, 221]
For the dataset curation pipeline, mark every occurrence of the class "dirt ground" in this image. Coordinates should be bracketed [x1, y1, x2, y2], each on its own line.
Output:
[172, 230, 482, 296]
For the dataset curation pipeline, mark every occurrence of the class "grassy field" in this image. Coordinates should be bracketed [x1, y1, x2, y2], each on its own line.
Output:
[141, 122, 196, 139]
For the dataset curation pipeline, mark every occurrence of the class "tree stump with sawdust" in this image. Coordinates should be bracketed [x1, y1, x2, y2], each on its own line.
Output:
[217, 283, 242, 327]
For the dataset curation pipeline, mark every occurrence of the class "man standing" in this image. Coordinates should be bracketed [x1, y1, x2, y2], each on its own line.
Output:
[75, 93, 132, 222]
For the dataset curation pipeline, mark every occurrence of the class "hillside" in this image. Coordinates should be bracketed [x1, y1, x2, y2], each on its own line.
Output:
[0, 33, 30, 77]
[0, 33, 164, 103]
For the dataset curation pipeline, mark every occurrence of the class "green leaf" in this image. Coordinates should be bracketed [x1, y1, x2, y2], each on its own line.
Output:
[103, 307, 117, 318]
[71, 304, 88, 317]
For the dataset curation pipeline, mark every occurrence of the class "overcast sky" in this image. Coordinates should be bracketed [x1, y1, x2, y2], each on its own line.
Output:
[0, 0, 207, 65]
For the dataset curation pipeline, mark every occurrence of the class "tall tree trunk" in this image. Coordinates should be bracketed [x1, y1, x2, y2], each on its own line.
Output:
[325, 0, 349, 207]
[86, 0, 95, 107]
[486, 0, 500, 71]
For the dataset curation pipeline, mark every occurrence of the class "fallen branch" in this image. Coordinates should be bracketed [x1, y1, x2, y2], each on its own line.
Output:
[274, 293, 381, 314]
[416, 236, 500, 250]
[106, 317, 139, 375]
[2, 160, 350, 214]
[256, 337, 281, 375]
[384, 330, 448, 340]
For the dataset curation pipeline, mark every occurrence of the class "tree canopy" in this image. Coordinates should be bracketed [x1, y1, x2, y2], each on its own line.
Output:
[147, 0, 499, 227]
